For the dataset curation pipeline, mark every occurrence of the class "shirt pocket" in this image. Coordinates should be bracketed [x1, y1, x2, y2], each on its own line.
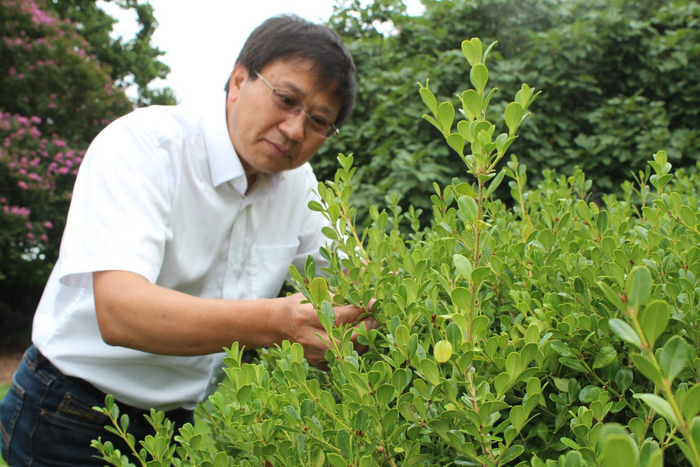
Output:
[251, 242, 300, 298]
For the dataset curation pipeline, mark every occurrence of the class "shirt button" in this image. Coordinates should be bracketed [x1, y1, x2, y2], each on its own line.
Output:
[210, 378, 217, 386]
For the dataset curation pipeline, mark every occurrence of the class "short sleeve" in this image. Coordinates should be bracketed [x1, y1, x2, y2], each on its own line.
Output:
[57, 113, 175, 287]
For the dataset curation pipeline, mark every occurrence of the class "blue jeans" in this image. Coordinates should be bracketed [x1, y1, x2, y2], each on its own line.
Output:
[0, 345, 194, 466]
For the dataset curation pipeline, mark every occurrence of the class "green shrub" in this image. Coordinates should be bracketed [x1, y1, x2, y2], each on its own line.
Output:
[92, 39, 700, 467]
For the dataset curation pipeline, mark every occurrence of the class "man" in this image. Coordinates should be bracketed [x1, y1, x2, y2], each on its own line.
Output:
[0, 14, 372, 466]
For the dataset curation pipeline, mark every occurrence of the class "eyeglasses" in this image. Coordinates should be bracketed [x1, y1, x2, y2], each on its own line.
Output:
[255, 71, 339, 138]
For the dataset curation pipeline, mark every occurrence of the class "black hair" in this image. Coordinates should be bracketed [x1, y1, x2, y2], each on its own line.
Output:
[224, 14, 356, 127]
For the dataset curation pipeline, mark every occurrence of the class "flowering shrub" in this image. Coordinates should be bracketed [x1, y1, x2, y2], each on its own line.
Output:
[93, 39, 700, 467]
[0, 111, 82, 273]
[0, 0, 132, 147]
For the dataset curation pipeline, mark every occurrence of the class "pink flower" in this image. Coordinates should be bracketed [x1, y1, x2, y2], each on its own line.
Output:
[43, 221, 53, 228]
[17, 180, 29, 189]
[40, 234, 49, 242]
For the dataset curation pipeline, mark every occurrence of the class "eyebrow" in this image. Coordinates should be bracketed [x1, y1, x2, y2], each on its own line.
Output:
[277, 79, 337, 120]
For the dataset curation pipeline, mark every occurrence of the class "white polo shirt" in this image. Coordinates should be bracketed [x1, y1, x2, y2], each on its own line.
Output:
[32, 94, 330, 411]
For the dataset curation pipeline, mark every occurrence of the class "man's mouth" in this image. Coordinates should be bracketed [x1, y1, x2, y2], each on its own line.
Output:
[266, 140, 292, 159]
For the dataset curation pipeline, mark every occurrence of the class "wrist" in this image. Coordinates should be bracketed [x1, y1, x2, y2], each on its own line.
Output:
[266, 296, 290, 346]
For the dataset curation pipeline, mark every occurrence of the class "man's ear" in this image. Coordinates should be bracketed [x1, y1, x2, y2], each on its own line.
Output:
[227, 63, 250, 103]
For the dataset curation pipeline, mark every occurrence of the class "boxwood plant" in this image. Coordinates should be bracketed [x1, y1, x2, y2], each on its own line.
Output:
[93, 39, 700, 467]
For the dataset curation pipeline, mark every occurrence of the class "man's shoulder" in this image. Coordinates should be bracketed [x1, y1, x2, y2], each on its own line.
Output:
[108, 104, 203, 142]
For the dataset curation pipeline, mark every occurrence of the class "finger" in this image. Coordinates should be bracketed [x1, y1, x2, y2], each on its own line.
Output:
[333, 305, 368, 325]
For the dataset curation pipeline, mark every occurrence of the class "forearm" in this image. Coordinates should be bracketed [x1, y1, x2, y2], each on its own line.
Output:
[93, 270, 286, 356]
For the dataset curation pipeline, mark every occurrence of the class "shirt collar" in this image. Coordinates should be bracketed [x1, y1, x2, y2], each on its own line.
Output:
[202, 92, 282, 196]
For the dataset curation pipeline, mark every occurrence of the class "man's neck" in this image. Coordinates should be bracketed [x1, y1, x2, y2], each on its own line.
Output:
[245, 173, 258, 196]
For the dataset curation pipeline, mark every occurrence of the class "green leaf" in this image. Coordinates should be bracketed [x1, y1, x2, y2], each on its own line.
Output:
[576, 199, 592, 222]
[608, 319, 641, 348]
[472, 267, 491, 287]
[337, 429, 352, 459]
[434, 340, 453, 363]
[641, 300, 669, 349]
[510, 405, 527, 432]
[422, 114, 443, 132]
[504, 102, 524, 135]
[680, 205, 696, 227]
[447, 133, 465, 155]
[419, 86, 438, 115]
[653, 418, 667, 443]
[683, 384, 700, 420]
[631, 353, 663, 386]
[634, 394, 679, 425]
[319, 301, 336, 333]
[593, 346, 617, 369]
[437, 102, 455, 133]
[499, 445, 524, 464]
[627, 266, 652, 309]
[461, 89, 483, 120]
[308, 200, 324, 212]
[615, 368, 633, 394]
[559, 357, 586, 373]
[214, 452, 229, 467]
[564, 451, 583, 467]
[446, 322, 463, 349]
[453, 254, 473, 280]
[601, 434, 638, 467]
[420, 358, 440, 386]
[470, 315, 489, 336]
[458, 196, 478, 222]
[470, 64, 489, 95]
[691, 417, 700, 450]
[309, 277, 328, 305]
[659, 336, 687, 381]
[461, 39, 481, 66]
[451, 287, 471, 310]
[326, 453, 347, 467]
[640, 440, 663, 467]
[485, 169, 506, 198]
[598, 281, 625, 312]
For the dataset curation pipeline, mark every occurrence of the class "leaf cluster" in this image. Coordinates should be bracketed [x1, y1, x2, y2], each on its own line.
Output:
[92, 38, 700, 466]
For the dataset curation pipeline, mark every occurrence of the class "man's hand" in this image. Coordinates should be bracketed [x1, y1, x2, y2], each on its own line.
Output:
[274, 293, 376, 370]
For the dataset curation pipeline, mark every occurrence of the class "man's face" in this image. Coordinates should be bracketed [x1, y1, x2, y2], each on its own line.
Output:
[225, 59, 341, 182]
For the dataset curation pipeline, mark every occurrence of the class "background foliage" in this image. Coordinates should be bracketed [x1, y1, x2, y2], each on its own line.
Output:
[318, 0, 700, 221]
[0, 0, 174, 349]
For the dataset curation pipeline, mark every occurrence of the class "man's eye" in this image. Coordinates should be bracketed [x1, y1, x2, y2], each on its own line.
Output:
[274, 92, 298, 110]
[309, 115, 330, 129]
